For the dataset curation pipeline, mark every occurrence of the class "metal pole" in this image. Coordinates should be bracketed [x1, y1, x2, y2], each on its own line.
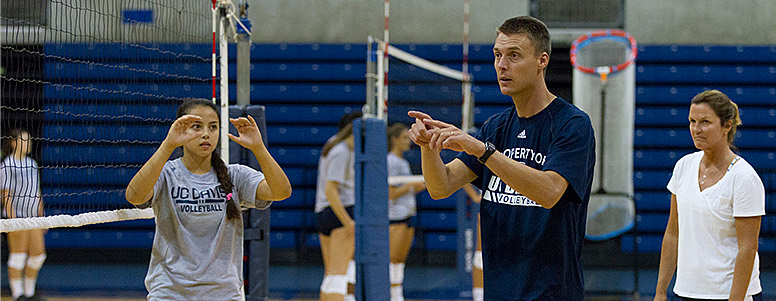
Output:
[219, 4, 229, 163]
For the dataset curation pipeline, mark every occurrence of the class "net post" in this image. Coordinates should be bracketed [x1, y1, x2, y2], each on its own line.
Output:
[353, 117, 390, 300]
[456, 190, 476, 299]
[365, 36, 378, 117]
[236, 9, 251, 107]
[376, 44, 387, 121]
[212, 0, 218, 103]
[218, 2, 230, 164]
[244, 105, 270, 301]
[461, 76, 474, 133]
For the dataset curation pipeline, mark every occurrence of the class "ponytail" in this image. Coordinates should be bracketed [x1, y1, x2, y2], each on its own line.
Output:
[211, 152, 240, 220]
[322, 123, 354, 157]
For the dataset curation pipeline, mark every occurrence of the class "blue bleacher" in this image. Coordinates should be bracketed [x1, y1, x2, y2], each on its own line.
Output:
[264, 105, 361, 124]
[46, 229, 154, 249]
[41, 167, 139, 186]
[636, 45, 776, 63]
[636, 86, 776, 106]
[418, 211, 457, 231]
[637, 65, 776, 84]
[424, 232, 457, 251]
[41, 187, 128, 207]
[270, 210, 306, 229]
[42, 145, 158, 165]
[631, 44, 776, 254]
[270, 231, 298, 249]
[39, 43, 776, 255]
[266, 125, 338, 145]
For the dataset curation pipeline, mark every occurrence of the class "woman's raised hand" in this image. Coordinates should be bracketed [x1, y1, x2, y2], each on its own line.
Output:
[228, 115, 265, 150]
[164, 115, 203, 149]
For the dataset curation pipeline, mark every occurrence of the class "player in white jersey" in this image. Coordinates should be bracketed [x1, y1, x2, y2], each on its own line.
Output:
[1, 128, 46, 301]
[385, 123, 425, 301]
[125, 99, 291, 300]
[315, 120, 358, 301]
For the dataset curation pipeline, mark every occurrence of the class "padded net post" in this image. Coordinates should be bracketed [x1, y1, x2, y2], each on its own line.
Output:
[571, 30, 637, 240]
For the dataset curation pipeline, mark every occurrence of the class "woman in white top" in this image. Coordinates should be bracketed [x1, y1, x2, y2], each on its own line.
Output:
[315, 122, 357, 301]
[386, 123, 425, 301]
[654, 90, 765, 301]
[125, 99, 291, 300]
[1, 129, 46, 301]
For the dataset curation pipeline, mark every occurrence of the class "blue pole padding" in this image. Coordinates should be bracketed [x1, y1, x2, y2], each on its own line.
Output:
[456, 190, 477, 298]
[353, 118, 390, 301]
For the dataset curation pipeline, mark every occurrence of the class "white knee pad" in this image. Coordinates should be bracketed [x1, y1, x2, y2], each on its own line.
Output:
[346, 260, 356, 284]
[319, 275, 331, 293]
[473, 251, 483, 270]
[26, 254, 46, 270]
[321, 275, 348, 295]
[390, 285, 404, 301]
[389, 262, 404, 285]
[472, 287, 484, 301]
[7, 253, 27, 271]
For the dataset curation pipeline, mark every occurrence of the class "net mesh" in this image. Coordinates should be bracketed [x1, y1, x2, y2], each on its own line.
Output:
[1, 0, 214, 231]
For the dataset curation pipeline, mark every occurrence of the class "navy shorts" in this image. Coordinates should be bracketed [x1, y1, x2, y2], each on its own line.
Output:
[389, 216, 415, 228]
[317, 206, 354, 236]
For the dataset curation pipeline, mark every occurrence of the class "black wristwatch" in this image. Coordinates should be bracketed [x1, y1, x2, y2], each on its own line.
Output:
[477, 141, 496, 164]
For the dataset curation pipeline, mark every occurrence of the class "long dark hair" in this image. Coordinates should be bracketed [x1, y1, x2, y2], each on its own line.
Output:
[1, 128, 29, 162]
[322, 123, 353, 157]
[176, 99, 240, 220]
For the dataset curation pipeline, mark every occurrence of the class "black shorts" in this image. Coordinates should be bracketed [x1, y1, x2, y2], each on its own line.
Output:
[317, 206, 354, 236]
[389, 216, 415, 228]
[679, 292, 763, 301]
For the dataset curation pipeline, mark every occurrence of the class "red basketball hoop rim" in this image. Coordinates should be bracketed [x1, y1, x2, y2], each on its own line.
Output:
[570, 29, 638, 76]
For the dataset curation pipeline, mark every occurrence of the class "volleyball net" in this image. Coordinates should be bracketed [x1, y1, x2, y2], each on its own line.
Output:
[366, 38, 475, 137]
[0, 0, 245, 232]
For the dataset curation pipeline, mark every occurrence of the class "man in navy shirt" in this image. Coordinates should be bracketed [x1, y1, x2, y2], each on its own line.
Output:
[408, 16, 595, 300]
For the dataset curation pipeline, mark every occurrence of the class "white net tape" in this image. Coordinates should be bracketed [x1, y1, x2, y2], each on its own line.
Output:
[388, 175, 424, 186]
[0, 208, 154, 232]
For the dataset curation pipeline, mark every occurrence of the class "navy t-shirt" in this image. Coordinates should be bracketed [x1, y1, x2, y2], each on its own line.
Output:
[456, 98, 595, 300]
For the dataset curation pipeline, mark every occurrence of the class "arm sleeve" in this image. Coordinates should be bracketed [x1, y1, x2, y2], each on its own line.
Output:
[542, 115, 596, 204]
[732, 169, 766, 217]
[230, 164, 269, 209]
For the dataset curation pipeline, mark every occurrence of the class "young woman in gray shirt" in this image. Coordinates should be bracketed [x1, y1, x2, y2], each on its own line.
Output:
[126, 99, 291, 300]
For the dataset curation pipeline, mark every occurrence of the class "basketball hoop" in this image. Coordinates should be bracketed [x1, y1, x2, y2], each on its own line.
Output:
[570, 30, 637, 85]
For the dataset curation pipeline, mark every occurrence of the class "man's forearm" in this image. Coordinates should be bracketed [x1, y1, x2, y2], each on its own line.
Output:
[420, 146, 454, 199]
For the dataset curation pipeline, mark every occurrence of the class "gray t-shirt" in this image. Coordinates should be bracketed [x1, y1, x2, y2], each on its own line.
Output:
[314, 142, 355, 213]
[0, 156, 41, 218]
[144, 158, 269, 300]
[387, 153, 416, 220]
